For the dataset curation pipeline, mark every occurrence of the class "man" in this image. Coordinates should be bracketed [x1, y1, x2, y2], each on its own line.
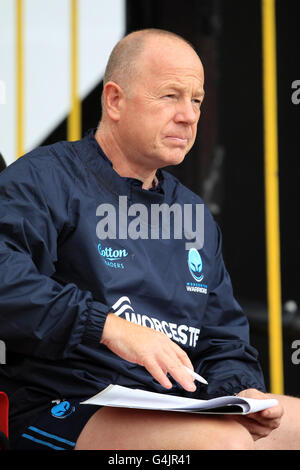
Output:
[0, 29, 298, 450]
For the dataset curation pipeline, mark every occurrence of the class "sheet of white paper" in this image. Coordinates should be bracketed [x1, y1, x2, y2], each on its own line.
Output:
[81, 385, 278, 415]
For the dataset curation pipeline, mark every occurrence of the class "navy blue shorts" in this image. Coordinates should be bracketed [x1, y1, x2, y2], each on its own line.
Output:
[13, 398, 101, 451]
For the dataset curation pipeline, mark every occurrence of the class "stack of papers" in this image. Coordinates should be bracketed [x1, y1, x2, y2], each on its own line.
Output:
[82, 384, 278, 415]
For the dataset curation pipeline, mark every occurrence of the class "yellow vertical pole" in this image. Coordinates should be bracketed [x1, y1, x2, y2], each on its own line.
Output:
[261, 0, 284, 394]
[16, 0, 24, 158]
[68, 0, 81, 141]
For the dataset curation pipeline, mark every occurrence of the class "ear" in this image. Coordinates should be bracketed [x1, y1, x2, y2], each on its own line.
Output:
[103, 81, 125, 121]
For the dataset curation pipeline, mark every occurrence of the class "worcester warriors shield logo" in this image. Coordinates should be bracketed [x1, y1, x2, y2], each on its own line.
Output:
[188, 248, 204, 282]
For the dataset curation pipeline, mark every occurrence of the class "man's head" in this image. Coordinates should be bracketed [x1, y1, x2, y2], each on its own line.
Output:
[102, 29, 199, 100]
[98, 29, 205, 174]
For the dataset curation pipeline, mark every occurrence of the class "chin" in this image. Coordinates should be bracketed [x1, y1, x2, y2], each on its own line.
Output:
[158, 151, 188, 168]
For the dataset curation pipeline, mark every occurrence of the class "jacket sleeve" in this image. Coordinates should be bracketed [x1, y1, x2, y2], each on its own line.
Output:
[0, 155, 110, 360]
[196, 222, 266, 398]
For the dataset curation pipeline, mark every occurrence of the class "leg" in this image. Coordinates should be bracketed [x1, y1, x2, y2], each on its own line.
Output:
[75, 406, 255, 450]
[254, 395, 300, 450]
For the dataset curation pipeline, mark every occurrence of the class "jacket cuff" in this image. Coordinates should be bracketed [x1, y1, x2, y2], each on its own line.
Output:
[198, 374, 266, 400]
[82, 300, 113, 347]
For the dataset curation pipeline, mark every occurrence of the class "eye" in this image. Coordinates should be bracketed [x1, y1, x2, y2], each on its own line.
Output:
[192, 99, 202, 109]
[163, 94, 177, 100]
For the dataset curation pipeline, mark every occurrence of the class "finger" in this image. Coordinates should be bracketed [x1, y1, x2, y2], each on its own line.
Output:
[250, 413, 281, 431]
[173, 344, 195, 370]
[144, 358, 173, 389]
[169, 364, 197, 392]
[139, 334, 197, 391]
[241, 417, 273, 439]
[261, 404, 284, 420]
[246, 410, 282, 436]
[158, 352, 196, 392]
[237, 389, 284, 421]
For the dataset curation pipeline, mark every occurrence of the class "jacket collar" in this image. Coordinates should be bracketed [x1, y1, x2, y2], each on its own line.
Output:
[81, 129, 176, 206]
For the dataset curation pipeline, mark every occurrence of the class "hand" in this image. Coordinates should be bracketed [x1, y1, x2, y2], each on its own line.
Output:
[101, 313, 197, 392]
[233, 388, 284, 441]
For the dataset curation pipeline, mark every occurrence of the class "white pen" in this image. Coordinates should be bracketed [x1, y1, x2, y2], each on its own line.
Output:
[184, 366, 208, 385]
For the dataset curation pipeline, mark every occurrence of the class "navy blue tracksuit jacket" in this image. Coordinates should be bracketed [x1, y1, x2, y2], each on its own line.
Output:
[0, 130, 265, 438]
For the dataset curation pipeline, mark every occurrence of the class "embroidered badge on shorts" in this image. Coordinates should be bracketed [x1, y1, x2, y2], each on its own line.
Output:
[51, 400, 75, 419]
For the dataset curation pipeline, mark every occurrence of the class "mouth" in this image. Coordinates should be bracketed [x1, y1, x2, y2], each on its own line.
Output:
[164, 136, 188, 146]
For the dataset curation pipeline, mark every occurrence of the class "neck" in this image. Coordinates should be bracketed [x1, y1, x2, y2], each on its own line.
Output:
[94, 124, 157, 190]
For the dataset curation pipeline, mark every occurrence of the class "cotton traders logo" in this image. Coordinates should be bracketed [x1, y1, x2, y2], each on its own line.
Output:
[98, 243, 129, 269]
[186, 248, 207, 294]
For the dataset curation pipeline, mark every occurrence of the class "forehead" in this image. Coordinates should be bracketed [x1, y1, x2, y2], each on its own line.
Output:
[138, 37, 204, 91]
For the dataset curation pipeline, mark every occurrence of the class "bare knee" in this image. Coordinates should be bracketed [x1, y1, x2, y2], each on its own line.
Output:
[174, 415, 254, 450]
[205, 418, 255, 450]
[222, 425, 254, 450]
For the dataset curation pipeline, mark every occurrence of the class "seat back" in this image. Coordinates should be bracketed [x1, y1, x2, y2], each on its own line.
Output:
[0, 392, 9, 449]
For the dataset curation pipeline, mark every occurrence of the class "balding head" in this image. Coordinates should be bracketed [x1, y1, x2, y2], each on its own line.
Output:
[102, 29, 199, 105]
[96, 28, 204, 179]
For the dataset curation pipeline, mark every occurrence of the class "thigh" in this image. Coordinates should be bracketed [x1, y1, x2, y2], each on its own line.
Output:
[75, 406, 254, 450]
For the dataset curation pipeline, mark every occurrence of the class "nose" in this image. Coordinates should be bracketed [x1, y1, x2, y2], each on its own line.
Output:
[174, 98, 199, 125]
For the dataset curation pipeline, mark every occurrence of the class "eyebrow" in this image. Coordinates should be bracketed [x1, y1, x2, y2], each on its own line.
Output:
[161, 83, 205, 99]
[195, 90, 205, 99]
